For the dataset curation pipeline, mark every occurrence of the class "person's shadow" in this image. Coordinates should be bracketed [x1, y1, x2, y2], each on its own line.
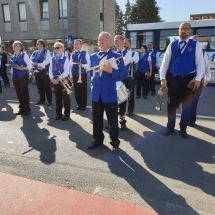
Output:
[69, 119, 199, 215]
[0, 100, 16, 121]
[20, 106, 56, 164]
[128, 114, 215, 202]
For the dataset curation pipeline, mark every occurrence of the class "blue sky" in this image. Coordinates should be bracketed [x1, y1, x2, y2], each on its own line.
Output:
[116, 0, 215, 22]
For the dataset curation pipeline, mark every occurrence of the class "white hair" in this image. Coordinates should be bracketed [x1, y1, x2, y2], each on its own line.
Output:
[99, 31, 112, 42]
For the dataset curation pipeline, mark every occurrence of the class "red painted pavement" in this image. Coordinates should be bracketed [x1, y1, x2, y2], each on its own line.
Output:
[0, 172, 169, 215]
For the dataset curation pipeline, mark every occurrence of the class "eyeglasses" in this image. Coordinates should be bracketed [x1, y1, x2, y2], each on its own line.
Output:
[54, 47, 62, 50]
[36, 43, 41, 45]
[179, 28, 191, 31]
[148, 44, 152, 46]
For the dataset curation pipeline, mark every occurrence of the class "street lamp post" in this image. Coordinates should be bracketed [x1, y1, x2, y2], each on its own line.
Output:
[61, 0, 65, 46]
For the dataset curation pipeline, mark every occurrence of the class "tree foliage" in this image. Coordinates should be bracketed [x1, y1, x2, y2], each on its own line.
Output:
[115, 0, 163, 35]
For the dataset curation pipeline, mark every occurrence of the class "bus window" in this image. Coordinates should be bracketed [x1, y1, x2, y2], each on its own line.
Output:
[129, 32, 137, 49]
[159, 29, 194, 51]
[196, 28, 215, 50]
[137, 31, 154, 48]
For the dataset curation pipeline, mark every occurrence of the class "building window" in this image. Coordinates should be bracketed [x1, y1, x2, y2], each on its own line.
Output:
[18, 3, 27, 21]
[58, 0, 67, 18]
[41, 1, 49, 19]
[2, 4, 11, 22]
[100, 13, 104, 22]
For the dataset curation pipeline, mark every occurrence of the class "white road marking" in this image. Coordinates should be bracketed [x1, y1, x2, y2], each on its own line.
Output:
[176, 113, 215, 120]
[5, 100, 34, 104]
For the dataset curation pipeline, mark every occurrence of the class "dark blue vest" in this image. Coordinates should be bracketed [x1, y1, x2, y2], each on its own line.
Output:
[71, 51, 87, 76]
[170, 39, 196, 77]
[51, 55, 67, 77]
[149, 50, 157, 68]
[138, 53, 150, 74]
[11, 52, 27, 78]
[31, 48, 47, 70]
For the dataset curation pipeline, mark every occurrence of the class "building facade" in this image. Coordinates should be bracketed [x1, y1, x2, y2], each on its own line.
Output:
[0, 0, 115, 54]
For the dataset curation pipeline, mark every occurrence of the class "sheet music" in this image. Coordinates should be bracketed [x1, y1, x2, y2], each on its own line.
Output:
[104, 57, 118, 70]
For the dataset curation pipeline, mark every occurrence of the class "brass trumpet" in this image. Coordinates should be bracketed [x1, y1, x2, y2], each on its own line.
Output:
[77, 59, 82, 83]
[155, 87, 167, 110]
[58, 73, 72, 95]
[86, 56, 123, 73]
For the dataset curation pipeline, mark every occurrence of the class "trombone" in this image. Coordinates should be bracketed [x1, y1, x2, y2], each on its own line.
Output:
[86, 56, 123, 73]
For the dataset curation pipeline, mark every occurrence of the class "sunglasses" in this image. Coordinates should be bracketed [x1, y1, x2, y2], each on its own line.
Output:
[54, 47, 62, 50]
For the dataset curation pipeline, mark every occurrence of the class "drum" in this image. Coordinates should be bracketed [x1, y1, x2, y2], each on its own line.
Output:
[116, 81, 129, 104]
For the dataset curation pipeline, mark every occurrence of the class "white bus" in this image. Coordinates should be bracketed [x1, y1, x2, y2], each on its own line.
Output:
[127, 19, 215, 83]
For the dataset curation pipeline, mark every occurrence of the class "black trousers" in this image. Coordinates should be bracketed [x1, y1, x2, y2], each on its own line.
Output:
[128, 78, 135, 113]
[12, 73, 31, 112]
[0, 67, 9, 85]
[54, 85, 71, 117]
[136, 72, 148, 97]
[167, 73, 194, 132]
[190, 84, 203, 124]
[73, 73, 87, 107]
[92, 99, 120, 148]
[149, 67, 157, 94]
[35, 70, 52, 103]
[119, 100, 127, 119]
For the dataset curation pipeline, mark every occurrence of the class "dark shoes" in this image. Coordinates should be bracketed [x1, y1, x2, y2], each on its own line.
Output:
[180, 131, 188, 139]
[143, 96, 147, 99]
[3, 84, 10, 88]
[23, 111, 30, 116]
[88, 141, 103, 150]
[120, 120, 127, 131]
[76, 106, 81, 110]
[62, 116, 70, 121]
[188, 122, 196, 128]
[127, 112, 133, 116]
[81, 107, 86, 111]
[136, 96, 140, 99]
[113, 147, 120, 154]
[163, 128, 175, 136]
[35, 101, 45, 105]
[47, 102, 52, 106]
[15, 110, 25, 115]
[55, 116, 62, 120]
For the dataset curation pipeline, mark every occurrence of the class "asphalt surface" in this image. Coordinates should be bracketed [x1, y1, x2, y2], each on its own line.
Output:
[0, 73, 215, 215]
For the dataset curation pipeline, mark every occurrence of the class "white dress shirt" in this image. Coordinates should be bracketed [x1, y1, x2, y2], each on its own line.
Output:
[149, 49, 160, 67]
[130, 51, 139, 64]
[30, 49, 51, 72]
[69, 49, 90, 77]
[160, 39, 205, 81]
[49, 54, 70, 79]
[23, 53, 33, 70]
[119, 48, 132, 66]
[203, 52, 211, 81]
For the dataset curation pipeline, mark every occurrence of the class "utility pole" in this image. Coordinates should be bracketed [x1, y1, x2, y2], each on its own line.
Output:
[61, 0, 65, 46]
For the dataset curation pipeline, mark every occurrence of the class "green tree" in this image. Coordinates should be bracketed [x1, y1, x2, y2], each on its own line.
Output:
[130, 0, 163, 24]
[123, 0, 132, 30]
[115, 1, 125, 35]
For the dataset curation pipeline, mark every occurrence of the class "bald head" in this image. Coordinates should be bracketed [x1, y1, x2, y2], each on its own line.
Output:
[178, 22, 192, 40]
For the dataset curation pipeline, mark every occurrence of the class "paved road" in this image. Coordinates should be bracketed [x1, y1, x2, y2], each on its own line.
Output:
[0, 77, 215, 215]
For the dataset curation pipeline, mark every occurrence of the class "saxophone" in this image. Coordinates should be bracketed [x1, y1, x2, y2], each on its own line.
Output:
[155, 87, 167, 110]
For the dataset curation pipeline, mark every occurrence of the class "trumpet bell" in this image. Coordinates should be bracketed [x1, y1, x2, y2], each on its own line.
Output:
[77, 80, 83, 83]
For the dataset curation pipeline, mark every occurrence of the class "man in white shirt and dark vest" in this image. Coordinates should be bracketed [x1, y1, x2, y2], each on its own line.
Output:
[160, 22, 205, 139]
[189, 35, 211, 128]
[31, 39, 52, 106]
[70, 39, 90, 111]
[147, 41, 160, 96]
[124, 38, 139, 116]
[112, 35, 132, 131]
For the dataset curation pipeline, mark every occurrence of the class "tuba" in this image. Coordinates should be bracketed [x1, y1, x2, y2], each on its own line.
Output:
[58, 73, 72, 95]
[155, 87, 167, 110]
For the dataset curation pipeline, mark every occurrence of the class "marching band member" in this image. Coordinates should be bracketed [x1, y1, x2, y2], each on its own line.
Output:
[11, 41, 33, 116]
[147, 41, 160, 96]
[189, 35, 211, 128]
[136, 45, 152, 99]
[70, 39, 90, 111]
[88, 31, 127, 154]
[160, 22, 204, 138]
[124, 38, 139, 116]
[31, 39, 52, 106]
[49, 42, 71, 121]
[113, 35, 132, 131]
[52, 39, 68, 58]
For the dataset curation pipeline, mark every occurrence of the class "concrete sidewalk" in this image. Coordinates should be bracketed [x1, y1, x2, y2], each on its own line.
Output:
[0, 172, 168, 215]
